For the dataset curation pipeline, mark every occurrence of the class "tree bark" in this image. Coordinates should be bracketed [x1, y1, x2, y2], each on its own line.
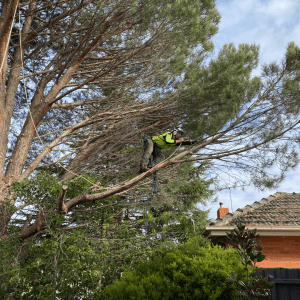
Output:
[0, 0, 19, 172]
[0, 0, 19, 76]
[0, 0, 37, 174]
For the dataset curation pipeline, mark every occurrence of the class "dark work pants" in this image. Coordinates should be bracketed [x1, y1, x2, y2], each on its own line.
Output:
[140, 138, 165, 166]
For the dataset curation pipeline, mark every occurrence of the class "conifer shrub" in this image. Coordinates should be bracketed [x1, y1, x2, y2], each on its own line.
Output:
[101, 237, 247, 300]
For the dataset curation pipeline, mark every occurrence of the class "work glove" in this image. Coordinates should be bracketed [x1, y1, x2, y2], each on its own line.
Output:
[191, 140, 198, 145]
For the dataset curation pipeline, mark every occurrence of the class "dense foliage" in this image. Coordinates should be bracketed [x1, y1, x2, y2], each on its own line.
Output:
[102, 237, 250, 300]
[0, 162, 214, 298]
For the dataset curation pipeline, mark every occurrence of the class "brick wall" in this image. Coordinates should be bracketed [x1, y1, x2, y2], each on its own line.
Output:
[224, 236, 300, 269]
[255, 236, 300, 268]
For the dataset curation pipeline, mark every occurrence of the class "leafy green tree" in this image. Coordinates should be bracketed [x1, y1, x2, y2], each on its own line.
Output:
[0, 0, 221, 239]
[102, 236, 250, 300]
[0, 163, 214, 298]
[221, 222, 274, 300]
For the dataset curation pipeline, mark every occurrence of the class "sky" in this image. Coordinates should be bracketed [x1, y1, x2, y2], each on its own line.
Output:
[202, 0, 300, 222]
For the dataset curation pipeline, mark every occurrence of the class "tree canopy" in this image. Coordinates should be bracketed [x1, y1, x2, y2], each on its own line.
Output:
[0, 0, 220, 237]
[102, 237, 247, 300]
[1, 0, 300, 297]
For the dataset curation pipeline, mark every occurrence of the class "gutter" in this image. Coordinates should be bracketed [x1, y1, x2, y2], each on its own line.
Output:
[204, 226, 300, 237]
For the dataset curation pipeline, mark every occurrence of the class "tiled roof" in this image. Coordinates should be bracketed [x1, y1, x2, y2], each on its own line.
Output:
[207, 192, 300, 227]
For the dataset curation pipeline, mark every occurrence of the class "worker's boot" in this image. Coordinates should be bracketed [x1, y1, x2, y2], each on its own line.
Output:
[138, 164, 148, 173]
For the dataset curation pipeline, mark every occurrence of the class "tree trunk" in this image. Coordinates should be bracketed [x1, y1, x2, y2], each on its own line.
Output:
[0, 0, 18, 172]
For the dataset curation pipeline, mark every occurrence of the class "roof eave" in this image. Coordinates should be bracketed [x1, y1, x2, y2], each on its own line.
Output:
[204, 226, 300, 237]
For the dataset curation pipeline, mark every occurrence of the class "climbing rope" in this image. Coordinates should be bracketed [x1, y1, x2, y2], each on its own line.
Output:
[145, 193, 151, 247]
[145, 155, 158, 247]
[0, 2, 17, 74]
[145, 178, 158, 247]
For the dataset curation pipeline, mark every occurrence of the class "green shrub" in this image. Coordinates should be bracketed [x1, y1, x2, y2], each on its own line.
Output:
[101, 237, 248, 300]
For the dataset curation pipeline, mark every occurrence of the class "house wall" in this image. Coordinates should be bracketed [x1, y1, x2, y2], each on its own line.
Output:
[256, 236, 300, 268]
[224, 236, 300, 269]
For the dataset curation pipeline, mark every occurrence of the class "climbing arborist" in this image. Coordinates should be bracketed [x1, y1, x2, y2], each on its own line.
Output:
[138, 127, 198, 173]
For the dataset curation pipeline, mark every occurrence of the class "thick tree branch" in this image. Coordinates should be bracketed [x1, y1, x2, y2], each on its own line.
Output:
[19, 214, 32, 234]
[0, 0, 38, 173]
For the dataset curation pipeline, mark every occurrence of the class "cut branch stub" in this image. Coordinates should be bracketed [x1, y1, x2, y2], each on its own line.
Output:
[57, 185, 68, 214]
[36, 208, 44, 232]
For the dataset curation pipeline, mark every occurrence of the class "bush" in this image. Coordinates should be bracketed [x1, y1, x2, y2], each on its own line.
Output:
[101, 237, 249, 300]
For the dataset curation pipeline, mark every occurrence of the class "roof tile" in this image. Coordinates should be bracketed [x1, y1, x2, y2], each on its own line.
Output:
[208, 192, 300, 227]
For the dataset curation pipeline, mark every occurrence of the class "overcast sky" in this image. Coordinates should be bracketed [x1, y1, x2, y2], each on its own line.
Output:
[202, 0, 300, 222]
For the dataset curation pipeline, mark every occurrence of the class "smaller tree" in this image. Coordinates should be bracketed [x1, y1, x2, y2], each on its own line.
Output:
[102, 236, 249, 300]
[220, 222, 275, 300]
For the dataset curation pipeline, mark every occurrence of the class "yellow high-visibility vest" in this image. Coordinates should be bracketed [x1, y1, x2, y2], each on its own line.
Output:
[152, 132, 176, 149]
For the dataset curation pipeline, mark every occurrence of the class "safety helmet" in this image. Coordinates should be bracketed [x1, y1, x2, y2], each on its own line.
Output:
[172, 127, 184, 137]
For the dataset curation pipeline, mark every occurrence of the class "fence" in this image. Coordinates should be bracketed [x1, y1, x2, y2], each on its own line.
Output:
[252, 268, 300, 300]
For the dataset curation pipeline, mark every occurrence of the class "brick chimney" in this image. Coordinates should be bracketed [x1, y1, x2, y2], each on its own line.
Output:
[217, 202, 229, 219]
